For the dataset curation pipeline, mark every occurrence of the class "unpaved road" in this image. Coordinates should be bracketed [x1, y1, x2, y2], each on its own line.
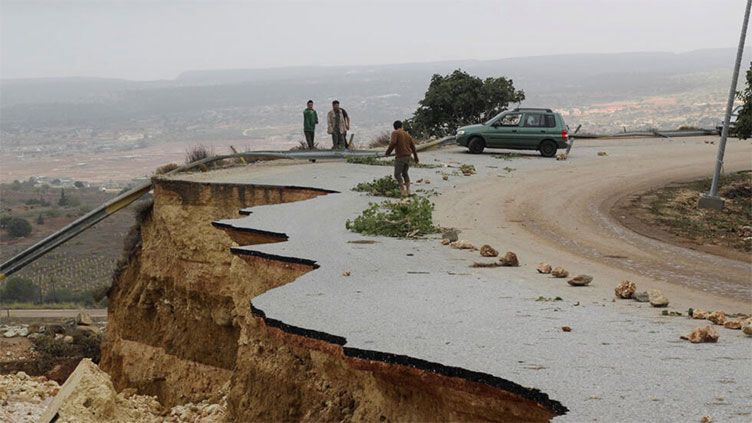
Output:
[435, 136, 752, 312]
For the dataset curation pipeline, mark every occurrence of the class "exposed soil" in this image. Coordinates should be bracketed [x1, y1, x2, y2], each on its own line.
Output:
[615, 172, 751, 258]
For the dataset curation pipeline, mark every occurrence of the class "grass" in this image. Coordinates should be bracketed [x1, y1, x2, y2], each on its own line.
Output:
[346, 196, 439, 238]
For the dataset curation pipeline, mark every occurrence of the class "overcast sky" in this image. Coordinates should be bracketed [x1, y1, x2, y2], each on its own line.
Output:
[1, 0, 748, 80]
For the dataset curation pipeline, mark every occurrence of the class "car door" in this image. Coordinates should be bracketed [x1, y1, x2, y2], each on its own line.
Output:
[518, 113, 547, 147]
[487, 112, 522, 148]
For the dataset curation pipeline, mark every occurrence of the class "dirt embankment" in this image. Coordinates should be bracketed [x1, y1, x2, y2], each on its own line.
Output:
[100, 177, 562, 422]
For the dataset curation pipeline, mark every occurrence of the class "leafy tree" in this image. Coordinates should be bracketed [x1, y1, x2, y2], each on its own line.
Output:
[0, 277, 37, 303]
[6, 217, 32, 238]
[405, 69, 525, 138]
[58, 188, 68, 206]
[0, 215, 11, 228]
[734, 61, 752, 139]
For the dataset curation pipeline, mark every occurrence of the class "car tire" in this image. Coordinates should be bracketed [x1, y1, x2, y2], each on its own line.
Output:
[468, 137, 485, 154]
[538, 140, 557, 158]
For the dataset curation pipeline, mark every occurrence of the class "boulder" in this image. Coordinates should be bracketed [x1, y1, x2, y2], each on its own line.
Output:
[450, 240, 475, 250]
[632, 291, 649, 302]
[680, 325, 720, 343]
[441, 238, 451, 245]
[556, 153, 568, 161]
[498, 252, 519, 267]
[743, 323, 752, 336]
[597, 151, 608, 156]
[648, 289, 668, 307]
[723, 319, 743, 330]
[691, 309, 709, 319]
[442, 229, 459, 242]
[76, 325, 101, 335]
[706, 311, 727, 326]
[3, 327, 20, 338]
[76, 312, 93, 326]
[551, 267, 569, 278]
[567, 274, 593, 286]
[536, 263, 552, 274]
[479, 245, 499, 257]
[18, 327, 29, 337]
[615, 280, 636, 299]
[63, 335, 74, 344]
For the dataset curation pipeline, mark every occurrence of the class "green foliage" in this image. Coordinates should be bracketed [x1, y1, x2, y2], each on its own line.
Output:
[734, 61, 752, 139]
[32, 335, 73, 358]
[345, 196, 439, 238]
[0, 277, 38, 303]
[352, 176, 401, 198]
[0, 215, 12, 228]
[405, 69, 525, 137]
[5, 217, 32, 238]
[346, 155, 437, 168]
[44, 288, 98, 306]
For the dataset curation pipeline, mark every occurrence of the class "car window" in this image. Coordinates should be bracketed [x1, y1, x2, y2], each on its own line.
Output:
[523, 114, 543, 127]
[544, 114, 556, 127]
[499, 113, 521, 126]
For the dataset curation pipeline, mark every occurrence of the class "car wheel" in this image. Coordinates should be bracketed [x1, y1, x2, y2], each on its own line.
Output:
[538, 140, 557, 158]
[468, 137, 485, 154]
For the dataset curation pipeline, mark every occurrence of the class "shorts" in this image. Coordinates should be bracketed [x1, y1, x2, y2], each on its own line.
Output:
[394, 155, 411, 183]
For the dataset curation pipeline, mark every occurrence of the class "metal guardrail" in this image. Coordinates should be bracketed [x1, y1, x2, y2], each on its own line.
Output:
[572, 129, 719, 139]
[0, 139, 455, 281]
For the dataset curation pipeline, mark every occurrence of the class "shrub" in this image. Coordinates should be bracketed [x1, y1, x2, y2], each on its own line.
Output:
[6, 217, 32, 238]
[346, 196, 439, 238]
[185, 144, 213, 164]
[155, 163, 180, 175]
[353, 176, 401, 198]
[0, 277, 37, 303]
[368, 131, 392, 148]
[289, 140, 320, 151]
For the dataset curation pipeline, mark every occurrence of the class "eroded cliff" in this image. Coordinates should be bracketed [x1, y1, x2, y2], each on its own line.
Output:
[100, 177, 564, 422]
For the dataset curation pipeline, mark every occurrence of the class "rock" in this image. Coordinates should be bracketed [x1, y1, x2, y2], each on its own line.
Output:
[17, 327, 29, 337]
[3, 327, 18, 338]
[536, 263, 552, 274]
[680, 325, 719, 343]
[342, 271, 351, 277]
[597, 151, 608, 156]
[551, 267, 569, 278]
[75, 312, 93, 326]
[567, 274, 593, 286]
[648, 289, 669, 307]
[691, 308, 709, 319]
[706, 311, 726, 326]
[561, 326, 572, 332]
[55, 333, 64, 340]
[723, 319, 743, 330]
[743, 323, 752, 336]
[416, 178, 423, 183]
[442, 229, 459, 242]
[63, 336, 74, 344]
[556, 153, 567, 161]
[632, 291, 649, 302]
[615, 280, 636, 299]
[442, 175, 449, 181]
[479, 245, 498, 257]
[424, 179, 431, 184]
[450, 240, 475, 250]
[498, 252, 519, 267]
[441, 239, 451, 245]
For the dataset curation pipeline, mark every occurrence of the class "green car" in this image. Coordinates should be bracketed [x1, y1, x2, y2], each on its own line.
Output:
[456, 108, 569, 157]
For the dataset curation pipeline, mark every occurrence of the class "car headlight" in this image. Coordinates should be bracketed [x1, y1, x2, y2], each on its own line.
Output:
[457, 130, 465, 135]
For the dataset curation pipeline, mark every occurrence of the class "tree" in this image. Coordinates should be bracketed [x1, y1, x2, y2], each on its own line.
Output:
[58, 188, 68, 206]
[0, 277, 37, 303]
[74, 181, 85, 188]
[405, 69, 525, 138]
[6, 217, 32, 238]
[36, 214, 45, 225]
[734, 61, 752, 139]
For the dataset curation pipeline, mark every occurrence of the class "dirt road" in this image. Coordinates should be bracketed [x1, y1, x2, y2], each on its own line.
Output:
[435, 136, 752, 312]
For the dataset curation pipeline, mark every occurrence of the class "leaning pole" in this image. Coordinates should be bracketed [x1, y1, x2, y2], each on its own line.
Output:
[698, 0, 751, 210]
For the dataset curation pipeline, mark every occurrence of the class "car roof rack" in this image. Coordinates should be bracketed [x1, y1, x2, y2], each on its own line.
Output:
[513, 108, 553, 113]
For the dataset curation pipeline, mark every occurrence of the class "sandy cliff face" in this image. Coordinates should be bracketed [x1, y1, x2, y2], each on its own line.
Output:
[100, 177, 563, 422]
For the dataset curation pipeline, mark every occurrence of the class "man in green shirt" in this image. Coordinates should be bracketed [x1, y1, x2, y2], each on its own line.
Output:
[303, 100, 319, 149]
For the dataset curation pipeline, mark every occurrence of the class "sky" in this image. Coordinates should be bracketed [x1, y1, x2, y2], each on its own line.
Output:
[1, 0, 749, 81]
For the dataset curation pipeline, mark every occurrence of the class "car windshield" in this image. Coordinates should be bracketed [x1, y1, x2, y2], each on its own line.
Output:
[484, 111, 506, 126]
[733, 105, 743, 115]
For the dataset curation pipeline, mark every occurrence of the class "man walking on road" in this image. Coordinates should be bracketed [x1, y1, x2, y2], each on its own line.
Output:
[385, 120, 419, 197]
[303, 100, 318, 149]
[327, 100, 350, 149]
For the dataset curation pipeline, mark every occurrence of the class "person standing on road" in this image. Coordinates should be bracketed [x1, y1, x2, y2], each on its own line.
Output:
[327, 100, 350, 149]
[303, 100, 319, 149]
[385, 120, 419, 197]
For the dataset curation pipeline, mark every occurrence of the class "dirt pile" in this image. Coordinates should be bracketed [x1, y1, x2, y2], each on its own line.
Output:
[100, 178, 563, 422]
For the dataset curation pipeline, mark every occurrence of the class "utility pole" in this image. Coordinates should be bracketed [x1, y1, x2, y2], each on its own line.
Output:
[698, 0, 751, 210]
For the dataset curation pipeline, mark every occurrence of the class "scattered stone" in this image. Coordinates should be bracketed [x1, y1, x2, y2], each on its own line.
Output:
[342, 271, 351, 277]
[614, 280, 636, 299]
[562, 326, 572, 332]
[556, 153, 567, 161]
[424, 179, 431, 184]
[551, 267, 569, 278]
[536, 263, 552, 274]
[567, 274, 593, 286]
[441, 239, 451, 245]
[691, 308, 709, 319]
[416, 178, 423, 183]
[479, 245, 498, 257]
[723, 319, 743, 330]
[442, 229, 459, 242]
[648, 289, 669, 307]
[54, 334, 64, 340]
[450, 240, 475, 250]
[17, 327, 29, 337]
[706, 311, 727, 326]
[597, 151, 608, 156]
[470, 261, 503, 268]
[661, 310, 682, 316]
[629, 291, 648, 302]
[743, 323, 752, 336]
[63, 336, 74, 344]
[701, 416, 713, 423]
[442, 174, 449, 181]
[76, 312, 93, 326]
[498, 252, 519, 266]
[680, 325, 720, 343]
